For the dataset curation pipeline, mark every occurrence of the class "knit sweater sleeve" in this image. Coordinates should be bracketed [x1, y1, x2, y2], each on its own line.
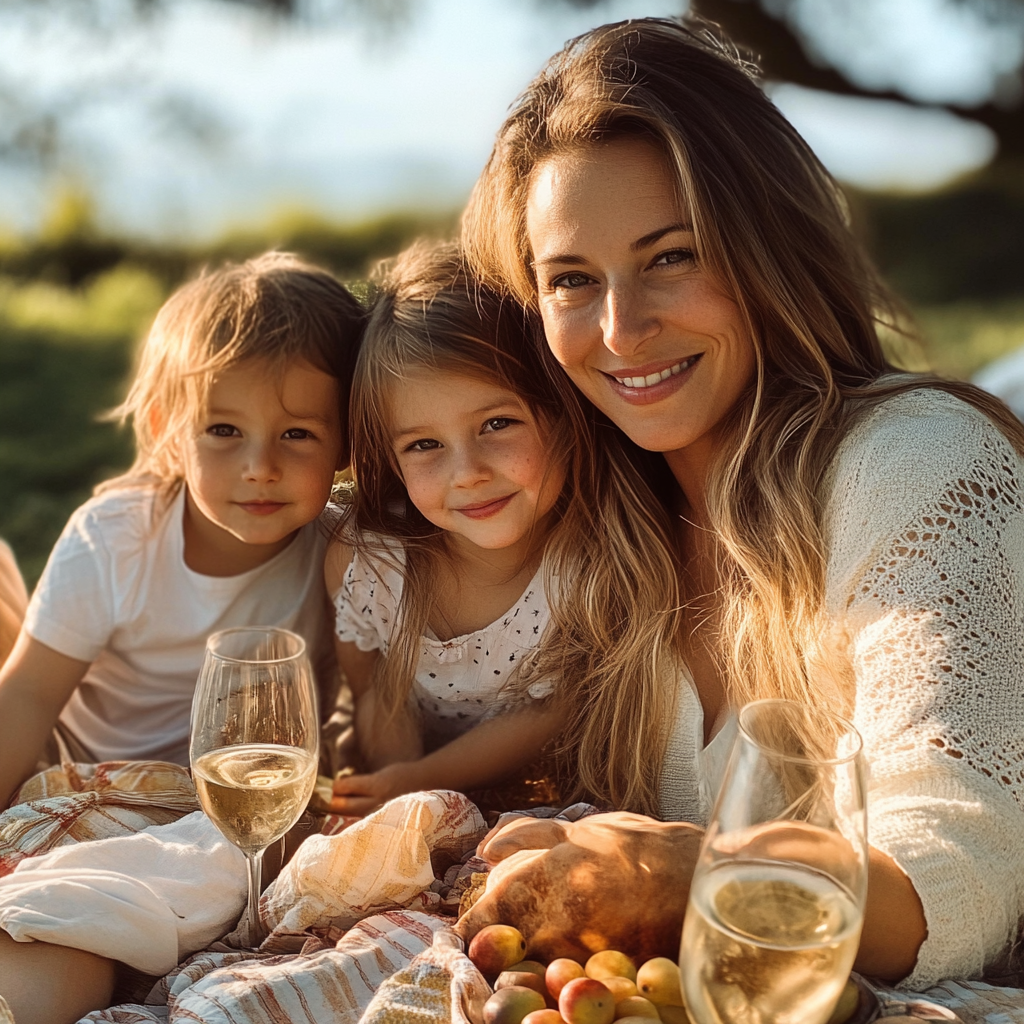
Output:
[822, 389, 1024, 989]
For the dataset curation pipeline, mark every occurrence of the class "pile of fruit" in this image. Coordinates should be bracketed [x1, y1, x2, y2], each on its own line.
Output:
[468, 924, 690, 1024]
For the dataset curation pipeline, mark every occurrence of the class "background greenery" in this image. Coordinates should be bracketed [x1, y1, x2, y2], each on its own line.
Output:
[2, 168, 1023, 586]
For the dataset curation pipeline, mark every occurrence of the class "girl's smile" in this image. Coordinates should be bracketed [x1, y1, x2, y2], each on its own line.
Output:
[389, 368, 565, 558]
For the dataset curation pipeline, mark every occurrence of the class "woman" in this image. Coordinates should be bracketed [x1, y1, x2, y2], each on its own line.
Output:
[457, 17, 1024, 990]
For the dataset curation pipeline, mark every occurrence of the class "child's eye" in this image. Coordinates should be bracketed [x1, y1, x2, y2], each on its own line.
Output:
[283, 428, 314, 440]
[653, 248, 695, 268]
[482, 417, 518, 433]
[206, 423, 240, 438]
[404, 438, 441, 453]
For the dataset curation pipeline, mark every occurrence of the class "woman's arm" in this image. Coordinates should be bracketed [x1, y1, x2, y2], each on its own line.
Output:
[0, 630, 89, 807]
[331, 701, 563, 815]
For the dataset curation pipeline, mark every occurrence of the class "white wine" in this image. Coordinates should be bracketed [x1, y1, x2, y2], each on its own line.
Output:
[680, 860, 861, 1024]
[193, 743, 316, 856]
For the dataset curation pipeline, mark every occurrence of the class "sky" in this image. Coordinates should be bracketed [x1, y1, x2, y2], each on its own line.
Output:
[0, 0, 1012, 240]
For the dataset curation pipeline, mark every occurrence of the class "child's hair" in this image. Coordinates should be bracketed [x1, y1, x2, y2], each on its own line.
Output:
[104, 251, 366, 491]
[342, 241, 684, 816]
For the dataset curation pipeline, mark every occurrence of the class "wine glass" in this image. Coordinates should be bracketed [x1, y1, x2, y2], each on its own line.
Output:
[680, 699, 868, 1024]
[190, 626, 319, 947]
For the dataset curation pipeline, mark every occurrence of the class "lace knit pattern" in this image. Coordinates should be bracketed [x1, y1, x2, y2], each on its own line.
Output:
[660, 389, 1024, 989]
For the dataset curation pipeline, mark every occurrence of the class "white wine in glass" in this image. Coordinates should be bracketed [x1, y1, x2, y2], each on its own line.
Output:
[190, 627, 318, 947]
[680, 700, 868, 1024]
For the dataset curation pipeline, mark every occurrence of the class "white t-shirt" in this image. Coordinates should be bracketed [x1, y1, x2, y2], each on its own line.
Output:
[333, 541, 555, 750]
[24, 485, 333, 766]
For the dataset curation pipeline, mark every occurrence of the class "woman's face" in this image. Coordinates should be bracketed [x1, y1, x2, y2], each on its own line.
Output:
[526, 137, 756, 464]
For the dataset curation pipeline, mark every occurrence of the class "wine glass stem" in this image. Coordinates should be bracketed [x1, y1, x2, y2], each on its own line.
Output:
[244, 848, 265, 948]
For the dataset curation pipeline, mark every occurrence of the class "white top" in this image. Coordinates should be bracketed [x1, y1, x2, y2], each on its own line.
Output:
[333, 543, 554, 748]
[24, 485, 333, 766]
[658, 389, 1024, 990]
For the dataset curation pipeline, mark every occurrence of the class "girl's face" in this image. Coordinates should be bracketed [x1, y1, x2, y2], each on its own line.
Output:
[182, 358, 342, 558]
[526, 137, 756, 473]
[389, 368, 566, 556]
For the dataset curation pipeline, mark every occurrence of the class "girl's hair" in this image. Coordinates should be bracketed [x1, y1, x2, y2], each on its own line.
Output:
[104, 251, 365, 491]
[463, 18, 1024, 766]
[344, 241, 684, 814]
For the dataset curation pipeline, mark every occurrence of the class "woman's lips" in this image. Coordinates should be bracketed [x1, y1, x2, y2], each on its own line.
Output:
[604, 353, 702, 405]
[235, 501, 287, 516]
[455, 494, 515, 520]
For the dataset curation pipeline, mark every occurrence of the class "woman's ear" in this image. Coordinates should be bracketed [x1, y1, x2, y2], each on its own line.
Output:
[147, 403, 163, 442]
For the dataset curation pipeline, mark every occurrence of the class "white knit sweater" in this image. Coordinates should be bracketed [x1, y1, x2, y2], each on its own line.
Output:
[659, 388, 1024, 990]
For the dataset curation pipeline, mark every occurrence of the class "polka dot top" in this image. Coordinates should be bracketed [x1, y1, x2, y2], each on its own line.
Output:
[333, 541, 555, 749]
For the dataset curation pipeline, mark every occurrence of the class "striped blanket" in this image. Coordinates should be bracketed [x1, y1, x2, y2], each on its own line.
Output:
[1, 762, 1022, 1024]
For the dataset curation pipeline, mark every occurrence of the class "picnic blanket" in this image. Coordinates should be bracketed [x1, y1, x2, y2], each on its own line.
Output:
[2, 763, 1024, 1024]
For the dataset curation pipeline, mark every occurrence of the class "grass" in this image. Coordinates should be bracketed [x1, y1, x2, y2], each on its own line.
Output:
[2, 263, 1023, 588]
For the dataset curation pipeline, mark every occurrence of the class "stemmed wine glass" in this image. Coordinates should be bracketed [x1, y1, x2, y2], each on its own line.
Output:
[680, 699, 868, 1024]
[190, 626, 319, 947]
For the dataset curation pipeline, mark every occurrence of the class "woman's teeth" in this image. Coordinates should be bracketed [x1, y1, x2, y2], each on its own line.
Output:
[614, 355, 698, 389]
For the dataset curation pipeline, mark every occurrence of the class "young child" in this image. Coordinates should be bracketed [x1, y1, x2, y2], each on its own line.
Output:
[327, 242, 574, 815]
[0, 252, 365, 808]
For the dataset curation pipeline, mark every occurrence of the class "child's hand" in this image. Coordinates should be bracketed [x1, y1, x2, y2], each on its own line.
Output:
[329, 762, 419, 816]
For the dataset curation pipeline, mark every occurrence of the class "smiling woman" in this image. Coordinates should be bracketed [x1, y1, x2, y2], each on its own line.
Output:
[460, 15, 1024, 993]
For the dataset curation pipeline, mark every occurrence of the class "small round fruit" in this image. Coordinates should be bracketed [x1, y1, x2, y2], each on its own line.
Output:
[469, 924, 528, 978]
[497, 972, 549, 1000]
[510, 961, 549, 980]
[546, 958, 586, 999]
[614, 997, 659, 1020]
[523, 1011, 566, 1024]
[825, 979, 860, 1024]
[586, 951, 637, 983]
[636, 958, 683, 1006]
[484, 986, 547, 1024]
[604, 977, 638, 1003]
[559, 977, 616, 1024]
[656, 1005, 691, 1024]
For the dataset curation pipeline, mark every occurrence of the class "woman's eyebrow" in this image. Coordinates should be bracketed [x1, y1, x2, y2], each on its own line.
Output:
[632, 222, 692, 251]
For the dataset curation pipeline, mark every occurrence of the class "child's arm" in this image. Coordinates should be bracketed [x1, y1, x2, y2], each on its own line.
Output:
[0, 630, 89, 807]
[330, 699, 563, 816]
[324, 541, 424, 773]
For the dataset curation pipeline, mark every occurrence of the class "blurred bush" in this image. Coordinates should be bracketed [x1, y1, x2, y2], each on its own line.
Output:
[0, 203, 456, 585]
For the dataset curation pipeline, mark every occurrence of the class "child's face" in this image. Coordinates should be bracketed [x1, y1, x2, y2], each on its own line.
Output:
[182, 358, 342, 553]
[389, 368, 566, 554]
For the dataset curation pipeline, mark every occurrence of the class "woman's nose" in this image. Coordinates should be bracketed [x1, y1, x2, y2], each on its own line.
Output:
[449, 446, 491, 487]
[601, 283, 658, 357]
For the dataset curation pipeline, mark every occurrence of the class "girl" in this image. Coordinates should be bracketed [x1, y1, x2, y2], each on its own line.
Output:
[0, 251, 365, 810]
[327, 241, 679, 815]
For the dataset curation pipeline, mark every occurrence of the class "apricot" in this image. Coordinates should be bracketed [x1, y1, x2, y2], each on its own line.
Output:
[484, 986, 547, 1024]
[826, 979, 860, 1024]
[510, 960, 549, 980]
[635, 958, 683, 1006]
[558, 977, 616, 1024]
[603, 977, 638, 1003]
[614, 997, 660, 1020]
[586, 950, 637, 983]
[546, 958, 586, 999]
[522, 1012, 566, 1024]
[469, 924, 528, 978]
[497, 971, 550, 1003]
[655, 1005, 691, 1024]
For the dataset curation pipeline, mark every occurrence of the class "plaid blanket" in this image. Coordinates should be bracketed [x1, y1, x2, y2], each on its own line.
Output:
[1, 762, 1023, 1024]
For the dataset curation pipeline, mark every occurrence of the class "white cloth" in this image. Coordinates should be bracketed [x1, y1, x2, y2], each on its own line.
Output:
[973, 346, 1024, 421]
[24, 485, 333, 765]
[0, 810, 245, 976]
[659, 389, 1024, 990]
[333, 542, 554, 747]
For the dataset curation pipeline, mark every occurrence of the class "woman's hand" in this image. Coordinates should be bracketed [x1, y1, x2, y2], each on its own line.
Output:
[329, 762, 418, 816]
[455, 812, 705, 963]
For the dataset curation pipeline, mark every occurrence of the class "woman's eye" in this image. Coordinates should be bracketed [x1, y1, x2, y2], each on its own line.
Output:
[206, 423, 239, 438]
[483, 417, 517, 433]
[405, 438, 441, 453]
[283, 428, 314, 440]
[551, 271, 592, 291]
[654, 248, 696, 268]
